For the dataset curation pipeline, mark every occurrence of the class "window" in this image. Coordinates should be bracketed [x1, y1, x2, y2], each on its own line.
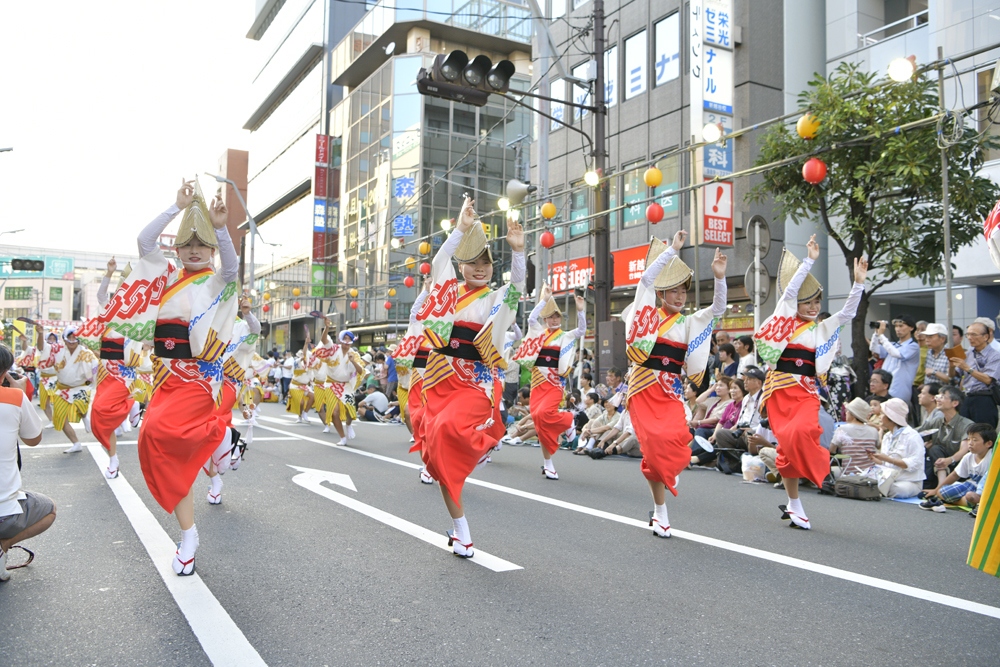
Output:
[551, 0, 565, 20]
[47, 308, 62, 320]
[623, 31, 647, 100]
[550, 79, 566, 132]
[978, 70, 1000, 163]
[571, 60, 592, 121]
[604, 46, 618, 108]
[50, 286, 63, 301]
[622, 165, 646, 228]
[569, 182, 589, 237]
[653, 153, 681, 216]
[5, 286, 31, 301]
[654, 14, 680, 86]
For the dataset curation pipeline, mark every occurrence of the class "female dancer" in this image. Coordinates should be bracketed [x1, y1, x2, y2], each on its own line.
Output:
[754, 235, 866, 529]
[623, 230, 727, 538]
[110, 179, 240, 575]
[324, 331, 366, 445]
[286, 336, 314, 423]
[417, 197, 524, 557]
[517, 283, 586, 480]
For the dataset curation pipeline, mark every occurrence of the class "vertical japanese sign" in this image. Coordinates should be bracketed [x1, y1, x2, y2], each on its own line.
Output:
[313, 134, 331, 262]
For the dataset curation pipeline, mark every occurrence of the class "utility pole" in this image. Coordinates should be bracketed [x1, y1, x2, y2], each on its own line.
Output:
[592, 0, 610, 325]
[937, 45, 953, 338]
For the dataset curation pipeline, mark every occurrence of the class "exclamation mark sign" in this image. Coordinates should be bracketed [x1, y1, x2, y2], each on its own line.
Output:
[712, 187, 723, 213]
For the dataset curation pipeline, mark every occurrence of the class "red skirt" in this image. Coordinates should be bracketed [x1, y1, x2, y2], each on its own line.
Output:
[90, 375, 134, 453]
[530, 381, 572, 456]
[768, 383, 829, 487]
[630, 388, 690, 497]
[407, 376, 427, 455]
[421, 374, 504, 505]
[138, 374, 230, 513]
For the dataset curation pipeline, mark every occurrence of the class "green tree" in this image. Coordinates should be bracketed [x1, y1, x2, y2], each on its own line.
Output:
[750, 62, 1000, 392]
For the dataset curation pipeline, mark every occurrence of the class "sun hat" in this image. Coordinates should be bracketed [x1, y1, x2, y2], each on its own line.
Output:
[845, 397, 872, 422]
[881, 397, 909, 427]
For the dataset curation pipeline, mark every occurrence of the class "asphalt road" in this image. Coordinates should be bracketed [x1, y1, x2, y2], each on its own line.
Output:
[3, 400, 999, 666]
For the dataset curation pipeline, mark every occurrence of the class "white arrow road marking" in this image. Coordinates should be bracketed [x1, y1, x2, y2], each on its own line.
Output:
[287, 464, 521, 573]
[258, 418, 1000, 620]
[87, 445, 268, 667]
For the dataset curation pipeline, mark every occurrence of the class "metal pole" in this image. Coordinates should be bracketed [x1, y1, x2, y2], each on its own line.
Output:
[938, 46, 953, 338]
[593, 0, 610, 326]
[690, 135, 700, 310]
[536, 7, 551, 296]
[753, 220, 761, 364]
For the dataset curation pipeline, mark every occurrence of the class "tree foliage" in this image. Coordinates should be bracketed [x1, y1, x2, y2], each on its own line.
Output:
[749, 62, 1000, 391]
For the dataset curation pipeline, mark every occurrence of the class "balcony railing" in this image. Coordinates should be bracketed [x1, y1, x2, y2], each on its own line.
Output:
[858, 9, 928, 48]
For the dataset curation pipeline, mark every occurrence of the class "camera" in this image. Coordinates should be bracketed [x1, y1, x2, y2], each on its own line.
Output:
[869, 321, 880, 330]
[1, 370, 22, 388]
[759, 417, 770, 430]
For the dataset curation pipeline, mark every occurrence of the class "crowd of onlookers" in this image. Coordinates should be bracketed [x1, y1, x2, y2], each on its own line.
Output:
[498, 317, 996, 517]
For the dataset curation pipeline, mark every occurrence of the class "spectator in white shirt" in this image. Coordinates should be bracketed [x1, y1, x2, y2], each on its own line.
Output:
[734, 336, 756, 376]
[0, 344, 53, 581]
[920, 422, 994, 513]
[280, 351, 294, 403]
[358, 385, 390, 421]
[870, 397, 926, 498]
[869, 315, 920, 403]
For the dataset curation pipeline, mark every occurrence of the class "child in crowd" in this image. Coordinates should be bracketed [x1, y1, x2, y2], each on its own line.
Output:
[829, 397, 879, 474]
[919, 423, 995, 516]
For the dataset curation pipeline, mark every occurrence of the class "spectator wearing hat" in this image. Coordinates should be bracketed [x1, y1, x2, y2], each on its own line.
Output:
[871, 397, 926, 498]
[974, 316, 1000, 354]
[830, 398, 879, 474]
[869, 315, 920, 403]
[921, 323, 952, 385]
[950, 321, 1000, 427]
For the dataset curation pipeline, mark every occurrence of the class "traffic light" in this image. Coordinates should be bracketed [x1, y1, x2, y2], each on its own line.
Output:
[416, 50, 516, 107]
[11, 259, 44, 272]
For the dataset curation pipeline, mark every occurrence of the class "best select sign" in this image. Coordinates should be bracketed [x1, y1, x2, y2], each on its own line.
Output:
[702, 180, 733, 246]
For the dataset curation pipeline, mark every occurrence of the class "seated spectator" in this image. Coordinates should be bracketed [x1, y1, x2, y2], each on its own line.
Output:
[707, 367, 765, 463]
[503, 417, 537, 445]
[604, 367, 627, 411]
[357, 385, 389, 422]
[919, 423, 994, 514]
[921, 385, 973, 489]
[683, 380, 706, 425]
[602, 408, 642, 458]
[579, 372, 595, 394]
[575, 391, 601, 431]
[747, 406, 781, 484]
[870, 397, 926, 498]
[830, 398, 879, 474]
[691, 377, 735, 440]
[0, 345, 53, 581]
[866, 369, 893, 405]
[914, 382, 943, 428]
[508, 387, 531, 420]
[691, 378, 746, 467]
[718, 343, 739, 377]
[574, 395, 621, 454]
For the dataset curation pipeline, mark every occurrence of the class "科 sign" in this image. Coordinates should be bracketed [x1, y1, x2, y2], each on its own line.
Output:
[702, 180, 733, 246]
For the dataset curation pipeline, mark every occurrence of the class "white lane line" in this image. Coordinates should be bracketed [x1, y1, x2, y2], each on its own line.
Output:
[255, 419, 1000, 620]
[34, 437, 297, 450]
[86, 445, 268, 667]
[289, 466, 521, 572]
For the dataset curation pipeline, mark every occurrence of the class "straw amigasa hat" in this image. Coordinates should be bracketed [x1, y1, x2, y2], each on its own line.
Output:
[454, 221, 493, 263]
[646, 236, 694, 290]
[540, 298, 562, 319]
[175, 181, 219, 248]
[120, 262, 132, 279]
[777, 248, 822, 302]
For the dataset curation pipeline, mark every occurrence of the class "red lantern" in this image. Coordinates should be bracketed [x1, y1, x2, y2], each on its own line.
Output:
[419, 262, 431, 275]
[292, 301, 300, 310]
[540, 230, 555, 248]
[802, 157, 827, 185]
[262, 304, 270, 313]
[404, 275, 415, 288]
[350, 300, 358, 310]
[646, 203, 664, 224]
[384, 300, 393, 310]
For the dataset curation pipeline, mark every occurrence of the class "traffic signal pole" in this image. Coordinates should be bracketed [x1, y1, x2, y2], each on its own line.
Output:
[592, 0, 610, 326]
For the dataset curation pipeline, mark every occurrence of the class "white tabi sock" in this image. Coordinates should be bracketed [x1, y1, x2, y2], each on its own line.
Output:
[108, 454, 119, 471]
[128, 401, 142, 427]
[452, 516, 471, 544]
[653, 503, 669, 526]
[211, 475, 223, 497]
[543, 457, 555, 473]
[787, 497, 805, 518]
[179, 525, 199, 561]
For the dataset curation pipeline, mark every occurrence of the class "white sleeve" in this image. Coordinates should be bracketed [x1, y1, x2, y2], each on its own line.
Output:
[19, 392, 43, 442]
[835, 281, 865, 326]
[434, 229, 464, 269]
[956, 452, 974, 478]
[781, 257, 815, 303]
[409, 290, 430, 325]
[570, 308, 586, 338]
[902, 434, 925, 473]
[528, 298, 547, 327]
[711, 277, 727, 317]
[244, 310, 261, 334]
[640, 246, 677, 288]
[510, 322, 523, 342]
[510, 251, 525, 288]
[97, 275, 111, 307]
[137, 204, 182, 257]
[215, 225, 239, 282]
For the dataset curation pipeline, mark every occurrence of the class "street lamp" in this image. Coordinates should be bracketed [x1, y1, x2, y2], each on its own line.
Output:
[887, 56, 916, 82]
[702, 122, 724, 144]
[203, 172, 264, 291]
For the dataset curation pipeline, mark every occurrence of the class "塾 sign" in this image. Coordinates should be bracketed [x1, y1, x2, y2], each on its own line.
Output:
[703, 180, 733, 246]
